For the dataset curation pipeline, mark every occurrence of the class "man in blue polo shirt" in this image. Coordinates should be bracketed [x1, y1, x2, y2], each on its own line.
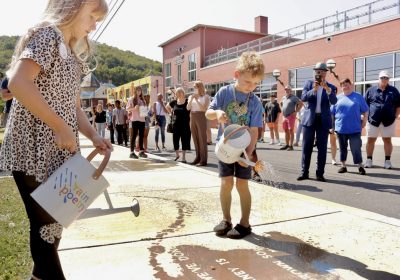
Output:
[364, 70, 400, 169]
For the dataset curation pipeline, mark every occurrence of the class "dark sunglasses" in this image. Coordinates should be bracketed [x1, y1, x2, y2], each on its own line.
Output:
[380, 77, 389, 80]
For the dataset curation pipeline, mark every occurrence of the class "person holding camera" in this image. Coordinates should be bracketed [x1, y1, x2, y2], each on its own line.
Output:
[297, 62, 337, 182]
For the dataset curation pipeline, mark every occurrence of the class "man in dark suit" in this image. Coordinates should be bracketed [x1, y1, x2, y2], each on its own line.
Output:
[297, 62, 337, 182]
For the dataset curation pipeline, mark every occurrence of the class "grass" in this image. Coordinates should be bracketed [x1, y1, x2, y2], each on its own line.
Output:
[0, 177, 31, 280]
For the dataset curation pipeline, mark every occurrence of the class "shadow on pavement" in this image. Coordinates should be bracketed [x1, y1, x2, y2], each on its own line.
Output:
[246, 231, 400, 280]
[253, 179, 323, 193]
[326, 178, 400, 195]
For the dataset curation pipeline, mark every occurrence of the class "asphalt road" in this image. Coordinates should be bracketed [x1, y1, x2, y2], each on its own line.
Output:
[138, 127, 400, 220]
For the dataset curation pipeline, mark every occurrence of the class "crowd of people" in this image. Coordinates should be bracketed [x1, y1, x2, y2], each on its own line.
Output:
[261, 63, 400, 181]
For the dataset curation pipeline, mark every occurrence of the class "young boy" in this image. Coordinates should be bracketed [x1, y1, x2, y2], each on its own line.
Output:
[206, 52, 264, 239]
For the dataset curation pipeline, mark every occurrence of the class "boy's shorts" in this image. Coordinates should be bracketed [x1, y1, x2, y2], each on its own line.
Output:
[218, 160, 252, 179]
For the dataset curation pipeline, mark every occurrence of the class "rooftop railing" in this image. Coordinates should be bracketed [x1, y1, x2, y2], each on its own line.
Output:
[204, 0, 400, 67]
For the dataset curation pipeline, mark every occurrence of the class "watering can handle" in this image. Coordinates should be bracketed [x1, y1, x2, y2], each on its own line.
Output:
[86, 148, 111, 180]
[223, 126, 251, 144]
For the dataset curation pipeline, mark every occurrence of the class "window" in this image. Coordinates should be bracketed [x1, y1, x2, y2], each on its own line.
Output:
[365, 53, 392, 81]
[354, 58, 364, 82]
[125, 89, 130, 98]
[165, 63, 172, 87]
[354, 51, 400, 94]
[288, 67, 313, 98]
[177, 64, 182, 84]
[205, 80, 233, 97]
[188, 53, 197, 82]
[254, 74, 277, 102]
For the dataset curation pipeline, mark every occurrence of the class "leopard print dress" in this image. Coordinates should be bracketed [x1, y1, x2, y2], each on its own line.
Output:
[0, 25, 87, 183]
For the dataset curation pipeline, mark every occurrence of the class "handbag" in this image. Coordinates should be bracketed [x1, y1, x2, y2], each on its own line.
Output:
[139, 105, 148, 118]
[167, 105, 176, 133]
[167, 122, 173, 133]
[31, 148, 111, 228]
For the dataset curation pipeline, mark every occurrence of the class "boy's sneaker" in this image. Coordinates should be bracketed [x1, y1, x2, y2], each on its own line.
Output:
[268, 140, 275, 145]
[129, 152, 138, 159]
[280, 145, 289, 150]
[384, 160, 392, 169]
[226, 224, 252, 239]
[358, 166, 366, 175]
[213, 220, 232, 236]
[331, 159, 337, 165]
[277, 141, 283, 146]
[364, 159, 373, 168]
[286, 146, 294, 151]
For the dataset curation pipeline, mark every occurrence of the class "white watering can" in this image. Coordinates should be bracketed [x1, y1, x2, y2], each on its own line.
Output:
[215, 124, 251, 164]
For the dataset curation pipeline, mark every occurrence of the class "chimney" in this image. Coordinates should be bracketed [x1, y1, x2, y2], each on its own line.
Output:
[255, 16, 268, 35]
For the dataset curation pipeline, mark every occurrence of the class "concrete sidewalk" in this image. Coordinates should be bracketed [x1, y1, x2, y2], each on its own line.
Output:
[58, 136, 400, 280]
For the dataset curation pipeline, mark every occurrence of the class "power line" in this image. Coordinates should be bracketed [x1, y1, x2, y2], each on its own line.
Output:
[93, 0, 126, 42]
[90, 0, 119, 41]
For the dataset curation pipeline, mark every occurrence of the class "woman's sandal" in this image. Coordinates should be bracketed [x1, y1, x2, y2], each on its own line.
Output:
[226, 224, 252, 239]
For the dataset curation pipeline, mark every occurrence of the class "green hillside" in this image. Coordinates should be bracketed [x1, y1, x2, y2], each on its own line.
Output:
[0, 35, 162, 112]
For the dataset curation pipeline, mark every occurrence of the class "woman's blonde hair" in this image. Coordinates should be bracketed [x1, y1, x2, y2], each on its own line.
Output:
[96, 103, 103, 112]
[235, 51, 265, 78]
[9, 0, 108, 73]
[193, 81, 205, 96]
[175, 87, 186, 98]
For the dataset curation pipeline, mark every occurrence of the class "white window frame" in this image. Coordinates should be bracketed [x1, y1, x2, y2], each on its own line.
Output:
[188, 53, 197, 82]
[177, 64, 182, 84]
[165, 62, 172, 87]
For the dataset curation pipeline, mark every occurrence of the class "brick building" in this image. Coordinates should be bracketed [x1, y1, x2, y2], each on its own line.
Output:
[159, 0, 400, 134]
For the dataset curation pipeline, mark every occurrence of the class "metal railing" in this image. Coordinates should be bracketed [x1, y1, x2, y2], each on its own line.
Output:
[204, 0, 400, 67]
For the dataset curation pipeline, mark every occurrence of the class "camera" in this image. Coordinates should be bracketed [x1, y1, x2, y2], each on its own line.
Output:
[315, 74, 322, 84]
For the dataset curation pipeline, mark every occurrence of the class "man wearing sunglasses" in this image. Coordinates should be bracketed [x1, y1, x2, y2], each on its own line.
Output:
[364, 70, 400, 169]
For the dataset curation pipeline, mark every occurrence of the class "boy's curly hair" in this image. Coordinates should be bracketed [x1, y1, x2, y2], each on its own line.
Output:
[235, 51, 265, 78]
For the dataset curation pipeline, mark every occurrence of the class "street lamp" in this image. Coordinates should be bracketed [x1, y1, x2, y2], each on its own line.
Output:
[326, 59, 340, 81]
[272, 69, 285, 87]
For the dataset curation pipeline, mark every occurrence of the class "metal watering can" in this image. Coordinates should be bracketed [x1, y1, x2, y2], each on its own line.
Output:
[215, 124, 251, 164]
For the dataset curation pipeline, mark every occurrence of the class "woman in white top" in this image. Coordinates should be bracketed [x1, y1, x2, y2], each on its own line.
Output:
[126, 86, 147, 158]
[153, 93, 168, 151]
[187, 81, 210, 166]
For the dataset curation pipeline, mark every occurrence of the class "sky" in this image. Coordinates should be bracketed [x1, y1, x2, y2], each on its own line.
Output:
[0, 0, 371, 62]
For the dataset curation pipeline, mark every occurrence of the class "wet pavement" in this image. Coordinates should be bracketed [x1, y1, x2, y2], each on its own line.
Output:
[56, 135, 400, 279]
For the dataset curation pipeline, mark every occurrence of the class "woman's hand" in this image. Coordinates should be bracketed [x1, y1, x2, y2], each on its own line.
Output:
[91, 134, 113, 155]
[54, 124, 77, 152]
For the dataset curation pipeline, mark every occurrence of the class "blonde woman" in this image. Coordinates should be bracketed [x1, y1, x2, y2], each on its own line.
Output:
[94, 103, 106, 137]
[166, 87, 191, 163]
[0, 1, 110, 279]
[187, 81, 210, 166]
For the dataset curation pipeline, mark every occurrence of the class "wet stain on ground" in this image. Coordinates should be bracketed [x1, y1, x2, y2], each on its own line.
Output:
[147, 231, 400, 280]
[144, 196, 195, 279]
